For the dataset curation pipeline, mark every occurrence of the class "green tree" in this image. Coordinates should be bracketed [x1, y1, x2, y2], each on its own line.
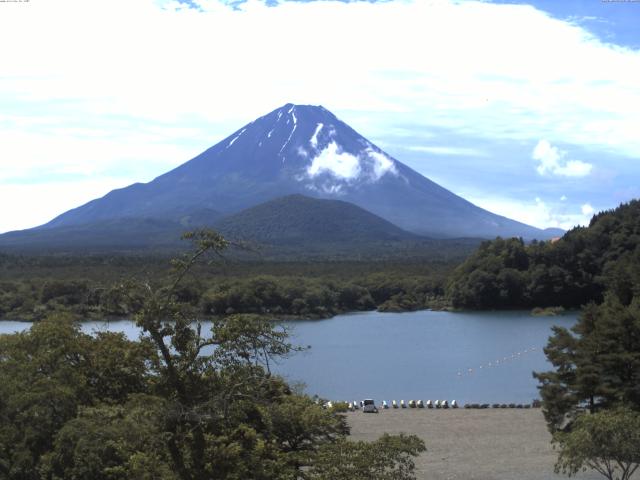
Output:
[40, 395, 176, 480]
[0, 313, 151, 479]
[308, 433, 426, 480]
[121, 230, 349, 479]
[553, 408, 640, 480]
[534, 297, 640, 430]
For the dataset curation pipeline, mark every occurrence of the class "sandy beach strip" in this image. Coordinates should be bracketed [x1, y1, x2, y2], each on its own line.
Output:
[346, 409, 601, 480]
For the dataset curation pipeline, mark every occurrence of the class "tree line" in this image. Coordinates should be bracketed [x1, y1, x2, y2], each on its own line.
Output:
[447, 200, 640, 310]
[0, 261, 453, 321]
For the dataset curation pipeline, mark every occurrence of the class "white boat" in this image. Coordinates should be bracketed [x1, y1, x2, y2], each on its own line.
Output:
[382, 400, 389, 409]
[451, 400, 459, 408]
[392, 400, 398, 409]
[426, 400, 433, 408]
[400, 400, 406, 408]
[417, 400, 424, 408]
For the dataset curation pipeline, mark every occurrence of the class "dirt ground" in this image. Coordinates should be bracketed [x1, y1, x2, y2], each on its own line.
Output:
[346, 409, 601, 480]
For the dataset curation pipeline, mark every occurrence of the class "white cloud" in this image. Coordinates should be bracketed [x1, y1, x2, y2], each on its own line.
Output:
[555, 160, 594, 177]
[533, 140, 593, 177]
[0, 179, 131, 233]
[581, 203, 595, 215]
[2, 0, 640, 155]
[560, 195, 567, 201]
[0, 0, 639, 231]
[406, 146, 489, 157]
[0, 127, 201, 182]
[305, 142, 398, 183]
[469, 195, 595, 230]
[307, 142, 361, 180]
[366, 149, 398, 180]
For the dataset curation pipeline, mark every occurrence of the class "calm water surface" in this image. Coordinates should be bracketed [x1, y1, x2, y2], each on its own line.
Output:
[0, 310, 577, 404]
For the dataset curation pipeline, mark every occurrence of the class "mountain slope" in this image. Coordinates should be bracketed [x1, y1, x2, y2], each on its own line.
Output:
[37, 103, 559, 241]
[0, 195, 481, 260]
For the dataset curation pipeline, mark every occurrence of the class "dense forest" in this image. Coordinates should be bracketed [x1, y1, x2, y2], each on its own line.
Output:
[447, 200, 640, 310]
[0, 253, 456, 321]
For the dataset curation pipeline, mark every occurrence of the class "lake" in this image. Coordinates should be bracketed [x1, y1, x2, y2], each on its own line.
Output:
[0, 309, 577, 404]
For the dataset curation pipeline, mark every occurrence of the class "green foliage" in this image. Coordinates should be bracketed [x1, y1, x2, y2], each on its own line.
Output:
[0, 230, 427, 479]
[40, 395, 176, 480]
[0, 254, 456, 321]
[448, 200, 640, 309]
[553, 408, 640, 480]
[0, 313, 153, 479]
[447, 237, 530, 309]
[308, 433, 426, 480]
[534, 297, 640, 430]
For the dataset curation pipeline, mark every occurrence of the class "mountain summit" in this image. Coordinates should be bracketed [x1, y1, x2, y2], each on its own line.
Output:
[28, 104, 558, 242]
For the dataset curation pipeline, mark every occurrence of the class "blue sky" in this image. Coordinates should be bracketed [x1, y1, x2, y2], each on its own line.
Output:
[0, 0, 639, 233]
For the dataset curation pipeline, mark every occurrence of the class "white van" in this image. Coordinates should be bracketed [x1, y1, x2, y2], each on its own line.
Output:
[362, 399, 378, 413]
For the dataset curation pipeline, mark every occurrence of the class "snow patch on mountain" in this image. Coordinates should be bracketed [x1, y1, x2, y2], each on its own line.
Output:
[227, 128, 246, 148]
[310, 123, 323, 148]
[306, 142, 361, 180]
[279, 108, 298, 158]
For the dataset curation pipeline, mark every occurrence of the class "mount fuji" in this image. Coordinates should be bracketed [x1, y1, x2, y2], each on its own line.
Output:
[1, 103, 562, 252]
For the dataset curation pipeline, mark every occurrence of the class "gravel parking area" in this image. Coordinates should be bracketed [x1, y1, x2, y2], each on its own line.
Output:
[346, 409, 601, 480]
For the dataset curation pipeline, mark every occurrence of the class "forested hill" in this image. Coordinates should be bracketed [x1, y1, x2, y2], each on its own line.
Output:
[214, 194, 418, 245]
[446, 200, 640, 309]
